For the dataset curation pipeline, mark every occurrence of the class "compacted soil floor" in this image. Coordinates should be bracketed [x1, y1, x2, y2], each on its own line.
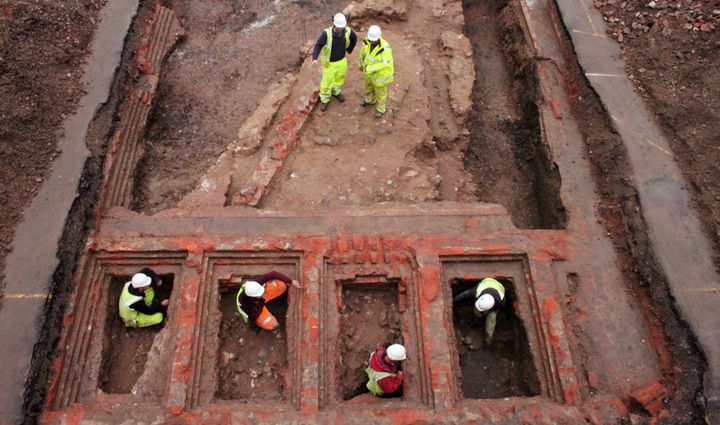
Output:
[215, 286, 288, 401]
[100, 275, 173, 394]
[338, 283, 402, 400]
[0, 0, 106, 288]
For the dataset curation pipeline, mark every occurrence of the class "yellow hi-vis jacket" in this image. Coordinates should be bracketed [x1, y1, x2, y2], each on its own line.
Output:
[319, 27, 352, 65]
[118, 282, 155, 327]
[359, 37, 394, 87]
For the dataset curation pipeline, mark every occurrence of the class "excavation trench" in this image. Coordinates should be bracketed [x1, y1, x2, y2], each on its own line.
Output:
[100, 274, 174, 394]
[451, 278, 540, 399]
[462, 0, 566, 230]
[338, 281, 403, 400]
[215, 282, 289, 401]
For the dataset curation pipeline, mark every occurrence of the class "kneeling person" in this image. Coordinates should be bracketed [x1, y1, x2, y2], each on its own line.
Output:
[453, 277, 506, 345]
[366, 343, 405, 397]
[236, 271, 298, 331]
[118, 268, 169, 328]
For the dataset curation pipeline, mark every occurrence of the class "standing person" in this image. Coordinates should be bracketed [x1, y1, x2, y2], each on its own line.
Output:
[312, 13, 357, 111]
[453, 277, 506, 345]
[365, 343, 405, 397]
[118, 268, 169, 328]
[359, 25, 394, 118]
[235, 271, 301, 331]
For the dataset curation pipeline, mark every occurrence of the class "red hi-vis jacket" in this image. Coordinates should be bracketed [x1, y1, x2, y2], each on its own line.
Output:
[369, 346, 404, 394]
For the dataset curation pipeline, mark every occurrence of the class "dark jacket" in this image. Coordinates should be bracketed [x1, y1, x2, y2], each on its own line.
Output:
[454, 286, 504, 312]
[128, 267, 164, 315]
[312, 27, 358, 62]
[238, 271, 293, 322]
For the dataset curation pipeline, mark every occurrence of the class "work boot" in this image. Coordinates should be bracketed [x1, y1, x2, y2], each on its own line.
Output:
[375, 110, 385, 119]
[333, 92, 345, 102]
[319, 102, 328, 112]
[360, 100, 374, 108]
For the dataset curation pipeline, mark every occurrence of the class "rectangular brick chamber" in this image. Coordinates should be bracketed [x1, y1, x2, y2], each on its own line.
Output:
[442, 256, 551, 402]
[100, 273, 174, 394]
[338, 280, 403, 400]
[190, 254, 302, 408]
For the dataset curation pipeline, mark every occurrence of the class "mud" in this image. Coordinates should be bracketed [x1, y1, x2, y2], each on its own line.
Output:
[99, 275, 173, 394]
[451, 278, 539, 399]
[550, 2, 706, 420]
[215, 284, 288, 401]
[462, 0, 566, 230]
[339, 282, 402, 400]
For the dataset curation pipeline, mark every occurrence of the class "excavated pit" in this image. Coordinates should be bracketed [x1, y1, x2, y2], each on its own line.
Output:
[338, 281, 403, 400]
[99, 274, 174, 394]
[462, 0, 566, 229]
[215, 281, 289, 401]
[451, 278, 540, 399]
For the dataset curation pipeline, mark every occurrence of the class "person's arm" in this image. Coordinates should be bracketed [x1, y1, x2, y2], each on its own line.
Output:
[312, 31, 327, 61]
[378, 372, 403, 394]
[255, 271, 293, 285]
[347, 30, 358, 54]
[128, 298, 162, 315]
[453, 287, 476, 304]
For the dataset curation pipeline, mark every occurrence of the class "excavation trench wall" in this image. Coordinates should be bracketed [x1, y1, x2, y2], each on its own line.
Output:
[546, 1, 706, 422]
[462, 0, 567, 230]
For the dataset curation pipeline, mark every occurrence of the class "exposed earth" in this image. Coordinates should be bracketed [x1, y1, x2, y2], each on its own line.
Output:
[1, 0, 719, 423]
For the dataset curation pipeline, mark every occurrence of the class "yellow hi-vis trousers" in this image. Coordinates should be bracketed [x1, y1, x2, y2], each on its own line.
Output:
[319, 58, 348, 104]
[363, 74, 389, 113]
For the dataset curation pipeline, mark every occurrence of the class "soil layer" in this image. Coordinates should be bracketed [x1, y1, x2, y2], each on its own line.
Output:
[451, 279, 539, 399]
[215, 286, 288, 401]
[339, 282, 402, 400]
[0, 0, 106, 287]
[594, 0, 720, 267]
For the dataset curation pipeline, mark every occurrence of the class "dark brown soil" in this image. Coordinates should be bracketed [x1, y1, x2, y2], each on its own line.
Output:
[99, 274, 173, 394]
[594, 0, 720, 268]
[0, 0, 106, 289]
[339, 282, 402, 400]
[215, 284, 288, 401]
[133, 0, 346, 213]
[451, 279, 540, 399]
[462, 0, 567, 230]
[550, 1, 706, 420]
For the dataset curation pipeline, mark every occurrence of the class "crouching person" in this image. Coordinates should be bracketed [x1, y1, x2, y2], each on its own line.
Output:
[118, 268, 169, 328]
[366, 343, 405, 397]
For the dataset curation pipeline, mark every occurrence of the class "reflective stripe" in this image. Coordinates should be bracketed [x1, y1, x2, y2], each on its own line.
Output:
[373, 75, 394, 84]
[320, 27, 351, 64]
[235, 284, 250, 324]
[260, 315, 273, 327]
[475, 278, 505, 300]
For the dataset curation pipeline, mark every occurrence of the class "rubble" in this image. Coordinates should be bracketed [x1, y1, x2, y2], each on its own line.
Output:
[343, 0, 409, 21]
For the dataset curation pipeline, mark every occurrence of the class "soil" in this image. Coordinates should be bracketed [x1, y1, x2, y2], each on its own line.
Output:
[338, 282, 402, 400]
[133, 0, 348, 213]
[552, 1, 706, 420]
[215, 285, 288, 401]
[99, 274, 173, 394]
[451, 279, 540, 399]
[594, 0, 720, 268]
[0, 0, 106, 290]
[462, 0, 567, 230]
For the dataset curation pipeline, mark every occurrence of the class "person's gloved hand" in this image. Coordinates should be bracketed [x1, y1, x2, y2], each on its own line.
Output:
[161, 299, 169, 306]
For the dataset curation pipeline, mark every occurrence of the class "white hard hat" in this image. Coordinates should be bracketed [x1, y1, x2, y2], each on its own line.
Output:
[475, 294, 496, 312]
[387, 343, 406, 361]
[131, 273, 152, 289]
[244, 281, 265, 298]
[368, 25, 382, 41]
[333, 13, 347, 28]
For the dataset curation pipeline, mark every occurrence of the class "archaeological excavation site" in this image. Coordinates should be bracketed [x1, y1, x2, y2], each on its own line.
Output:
[1, 0, 720, 423]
